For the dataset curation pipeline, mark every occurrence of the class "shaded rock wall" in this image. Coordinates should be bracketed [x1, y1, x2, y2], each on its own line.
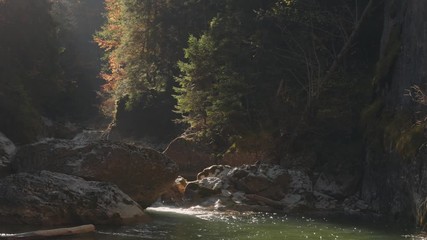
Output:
[0, 132, 15, 177]
[362, 0, 427, 228]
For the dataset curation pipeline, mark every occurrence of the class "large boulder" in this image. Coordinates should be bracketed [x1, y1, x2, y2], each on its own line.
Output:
[164, 136, 216, 179]
[228, 164, 290, 200]
[0, 171, 146, 225]
[0, 132, 15, 178]
[11, 139, 178, 208]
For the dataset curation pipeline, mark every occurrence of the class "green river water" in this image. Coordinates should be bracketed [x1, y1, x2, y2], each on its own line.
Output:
[0, 207, 422, 239]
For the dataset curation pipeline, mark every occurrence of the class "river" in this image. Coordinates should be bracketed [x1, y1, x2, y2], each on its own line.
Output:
[2, 206, 420, 240]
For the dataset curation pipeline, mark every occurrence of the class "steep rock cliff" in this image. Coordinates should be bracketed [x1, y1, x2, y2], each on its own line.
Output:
[362, 0, 427, 228]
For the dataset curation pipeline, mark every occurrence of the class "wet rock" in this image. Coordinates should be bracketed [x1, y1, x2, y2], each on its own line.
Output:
[12, 139, 178, 208]
[0, 171, 146, 225]
[0, 132, 15, 178]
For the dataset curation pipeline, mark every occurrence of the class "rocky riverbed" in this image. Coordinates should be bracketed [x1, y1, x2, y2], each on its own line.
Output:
[162, 163, 371, 216]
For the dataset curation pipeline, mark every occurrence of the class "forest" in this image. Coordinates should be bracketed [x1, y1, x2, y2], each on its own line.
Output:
[1, 0, 427, 237]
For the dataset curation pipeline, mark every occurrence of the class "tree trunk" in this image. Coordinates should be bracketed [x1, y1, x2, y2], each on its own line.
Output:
[0, 225, 96, 240]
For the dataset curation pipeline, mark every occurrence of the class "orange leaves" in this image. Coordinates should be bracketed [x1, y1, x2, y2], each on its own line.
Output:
[94, 37, 118, 51]
[94, 0, 124, 101]
[99, 53, 124, 93]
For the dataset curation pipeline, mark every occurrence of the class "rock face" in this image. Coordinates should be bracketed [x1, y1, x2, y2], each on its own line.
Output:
[0, 171, 146, 225]
[0, 132, 15, 178]
[361, 0, 427, 228]
[12, 139, 179, 208]
[163, 137, 216, 179]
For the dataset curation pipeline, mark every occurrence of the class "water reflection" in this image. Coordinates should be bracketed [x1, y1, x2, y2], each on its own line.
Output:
[0, 207, 419, 240]
[95, 207, 409, 240]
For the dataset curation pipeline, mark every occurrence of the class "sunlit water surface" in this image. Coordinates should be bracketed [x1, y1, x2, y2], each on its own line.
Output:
[1, 207, 423, 240]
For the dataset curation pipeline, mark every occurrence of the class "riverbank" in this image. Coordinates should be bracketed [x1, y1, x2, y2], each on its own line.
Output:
[161, 163, 374, 219]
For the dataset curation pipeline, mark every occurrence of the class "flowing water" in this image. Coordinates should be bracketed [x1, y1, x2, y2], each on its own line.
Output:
[0, 207, 422, 240]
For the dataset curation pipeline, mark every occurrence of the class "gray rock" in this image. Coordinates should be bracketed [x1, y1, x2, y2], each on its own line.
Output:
[231, 191, 248, 204]
[235, 173, 272, 193]
[314, 191, 338, 210]
[72, 130, 106, 144]
[287, 170, 313, 194]
[343, 195, 369, 214]
[197, 165, 232, 180]
[11, 139, 178, 208]
[184, 181, 221, 199]
[0, 171, 146, 225]
[199, 177, 226, 191]
[281, 193, 311, 211]
[228, 164, 290, 197]
[314, 172, 359, 199]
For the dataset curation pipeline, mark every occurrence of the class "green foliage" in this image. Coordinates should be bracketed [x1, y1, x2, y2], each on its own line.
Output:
[95, 0, 387, 165]
[175, 32, 249, 140]
[172, 0, 384, 159]
[96, 0, 221, 115]
[175, 1, 269, 148]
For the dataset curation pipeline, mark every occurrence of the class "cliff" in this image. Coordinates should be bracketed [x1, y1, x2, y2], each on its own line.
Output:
[362, 0, 427, 229]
